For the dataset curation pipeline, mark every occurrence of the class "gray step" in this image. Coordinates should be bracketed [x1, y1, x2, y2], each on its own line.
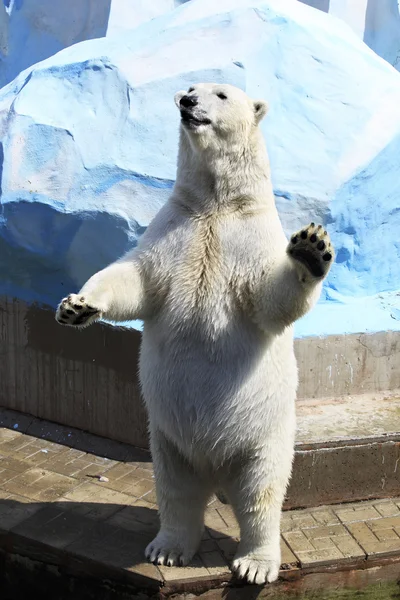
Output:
[286, 391, 400, 509]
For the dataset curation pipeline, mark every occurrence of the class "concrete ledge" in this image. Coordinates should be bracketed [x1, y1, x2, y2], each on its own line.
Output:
[288, 392, 400, 508]
[1, 298, 400, 450]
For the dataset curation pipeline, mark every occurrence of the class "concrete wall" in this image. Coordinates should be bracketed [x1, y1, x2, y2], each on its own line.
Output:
[1, 298, 399, 449]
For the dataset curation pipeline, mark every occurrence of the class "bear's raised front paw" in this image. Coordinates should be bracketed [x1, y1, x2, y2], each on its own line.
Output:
[55, 294, 101, 328]
[232, 551, 280, 585]
[287, 223, 334, 279]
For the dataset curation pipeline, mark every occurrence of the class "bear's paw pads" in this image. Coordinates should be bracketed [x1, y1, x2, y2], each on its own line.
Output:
[145, 534, 193, 567]
[232, 553, 280, 585]
[55, 294, 100, 327]
[287, 223, 334, 278]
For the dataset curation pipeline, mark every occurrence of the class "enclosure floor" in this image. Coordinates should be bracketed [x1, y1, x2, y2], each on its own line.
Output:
[0, 408, 399, 598]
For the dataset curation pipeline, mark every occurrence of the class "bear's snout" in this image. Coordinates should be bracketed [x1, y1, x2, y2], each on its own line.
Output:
[180, 95, 198, 108]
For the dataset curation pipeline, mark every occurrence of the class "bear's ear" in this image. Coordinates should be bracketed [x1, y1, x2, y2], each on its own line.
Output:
[174, 91, 186, 108]
[253, 100, 268, 124]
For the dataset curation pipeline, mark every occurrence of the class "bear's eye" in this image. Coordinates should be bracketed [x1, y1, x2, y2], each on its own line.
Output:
[188, 87, 195, 93]
[217, 92, 227, 100]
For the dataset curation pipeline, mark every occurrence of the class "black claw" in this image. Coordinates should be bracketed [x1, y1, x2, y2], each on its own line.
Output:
[73, 304, 83, 310]
[310, 233, 317, 243]
[324, 230, 327, 235]
[291, 235, 298, 244]
[323, 252, 332, 261]
[300, 230, 307, 239]
[310, 222, 315, 227]
[317, 240, 326, 251]
[317, 224, 322, 229]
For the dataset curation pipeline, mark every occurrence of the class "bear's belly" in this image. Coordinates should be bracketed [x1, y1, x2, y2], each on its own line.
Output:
[139, 313, 297, 458]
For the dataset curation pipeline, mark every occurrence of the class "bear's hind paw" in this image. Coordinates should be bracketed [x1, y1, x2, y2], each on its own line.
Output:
[145, 533, 196, 567]
[232, 553, 280, 585]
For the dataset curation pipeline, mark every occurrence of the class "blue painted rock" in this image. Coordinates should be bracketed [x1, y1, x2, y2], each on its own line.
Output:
[0, 0, 399, 336]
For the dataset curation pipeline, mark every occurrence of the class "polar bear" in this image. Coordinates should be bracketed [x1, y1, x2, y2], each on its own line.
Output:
[56, 83, 334, 584]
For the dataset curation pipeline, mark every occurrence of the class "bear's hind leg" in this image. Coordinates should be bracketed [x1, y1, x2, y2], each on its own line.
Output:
[145, 429, 212, 567]
[225, 432, 294, 584]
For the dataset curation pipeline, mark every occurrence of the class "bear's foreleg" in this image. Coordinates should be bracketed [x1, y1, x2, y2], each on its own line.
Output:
[251, 223, 334, 333]
[55, 251, 146, 327]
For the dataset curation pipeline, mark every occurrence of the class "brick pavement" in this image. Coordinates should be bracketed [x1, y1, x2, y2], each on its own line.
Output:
[0, 409, 400, 594]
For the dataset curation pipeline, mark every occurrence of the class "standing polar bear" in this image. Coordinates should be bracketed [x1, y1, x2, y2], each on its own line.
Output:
[56, 83, 334, 584]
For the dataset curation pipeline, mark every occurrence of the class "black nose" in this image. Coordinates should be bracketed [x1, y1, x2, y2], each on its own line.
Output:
[180, 95, 198, 108]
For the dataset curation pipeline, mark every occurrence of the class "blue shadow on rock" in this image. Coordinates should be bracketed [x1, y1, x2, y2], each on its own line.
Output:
[0, 200, 139, 309]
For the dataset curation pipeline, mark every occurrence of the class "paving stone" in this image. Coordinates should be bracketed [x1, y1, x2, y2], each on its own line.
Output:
[0, 435, 37, 457]
[0, 489, 11, 500]
[281, 539, 298, 566]
[310, 508, 341, 527]
[373, 500, 400, 518]
[37, 450, 115, 479]
[208, 526, 241, 540]
[346, 520, 400, 558]
[99, 472, 154, 497]
[199, 549, 230, 575]
[107, 501, 159, 535]
[134, 467, 154, 481]
[281, 510, 318, 532]
[283, 524, 364, 567]
[215, 537, 238, 562]
[283, 530, 315, 553]
[158, 554, 210, 582]
[335, 504, 381, 523]
[216, 506, 237, 528]
[125, 457, 153, 471]
[368, 516, 400, 531]
[205, 508, 231, 534]
[0, 493, 43, 530]
[55, 495, 123, 522]
[374, 528, 400, 542]
[141, 489, 157, 504]
[62, 481, 137, 512]
[66, 521, 161, 582]
[2, 468, 78, 501]
[0, 468, 20, 485]
[0, 456, 32, 474]
[199, 539, 220, 553]
[12, 506, 97, 549]
[92, 463, 137, 486]
[0, 429, 21, 443]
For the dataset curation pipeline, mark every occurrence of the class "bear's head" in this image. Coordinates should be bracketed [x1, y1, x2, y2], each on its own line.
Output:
[174, 83, 268, 152]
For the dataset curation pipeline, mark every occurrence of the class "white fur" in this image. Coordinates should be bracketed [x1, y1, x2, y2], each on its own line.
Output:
[56, 83, 333, 584]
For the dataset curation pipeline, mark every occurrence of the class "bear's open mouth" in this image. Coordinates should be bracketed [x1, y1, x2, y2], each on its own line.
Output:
[180, 109, 211, 127]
